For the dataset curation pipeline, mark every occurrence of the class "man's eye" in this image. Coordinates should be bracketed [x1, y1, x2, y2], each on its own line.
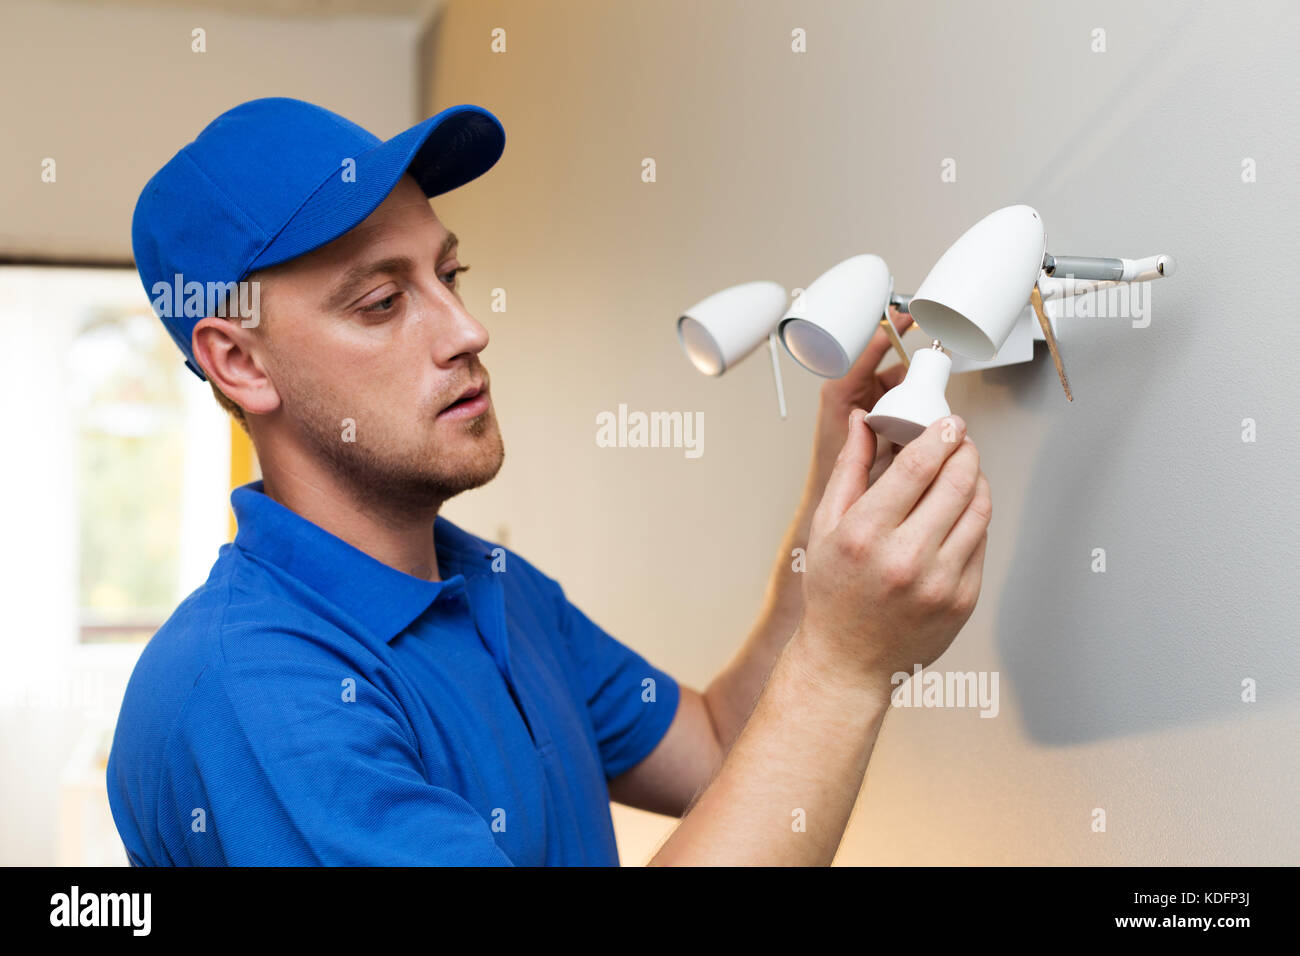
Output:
[361, 292, 401, 313]
[441, 264, 470, 288]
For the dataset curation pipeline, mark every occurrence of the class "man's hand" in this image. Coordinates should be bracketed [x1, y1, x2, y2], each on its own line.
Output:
[820, 306, 914, 415]
[808, 306, 913, 494]
[649, 411, 991, 865]
[640, 306, 927, 774]
[796, 410, 991, 694]
[616, 310, 986, 833]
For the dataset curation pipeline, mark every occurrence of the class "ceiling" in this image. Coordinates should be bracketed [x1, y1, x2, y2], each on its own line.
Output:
[46, 0, 443, 18]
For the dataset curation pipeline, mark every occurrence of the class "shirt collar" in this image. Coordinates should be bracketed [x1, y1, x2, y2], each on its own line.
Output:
[230, 480, 498, 643]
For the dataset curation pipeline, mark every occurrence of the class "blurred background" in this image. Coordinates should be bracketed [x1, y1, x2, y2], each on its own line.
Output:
[1, 0, 1297, 866]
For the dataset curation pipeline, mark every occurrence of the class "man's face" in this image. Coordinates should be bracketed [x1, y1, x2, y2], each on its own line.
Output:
[253, 174, 503, 506]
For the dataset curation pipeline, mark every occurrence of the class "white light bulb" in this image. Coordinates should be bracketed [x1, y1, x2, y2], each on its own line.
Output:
[866, 340, 953, 445]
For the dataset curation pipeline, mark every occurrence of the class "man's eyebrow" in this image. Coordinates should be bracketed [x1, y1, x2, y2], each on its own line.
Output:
[323, 256, 411, 311]
[321, 232, 459, 311]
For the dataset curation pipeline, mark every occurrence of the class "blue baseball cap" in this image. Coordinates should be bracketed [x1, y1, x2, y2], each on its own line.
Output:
[131, 97, 505, 380]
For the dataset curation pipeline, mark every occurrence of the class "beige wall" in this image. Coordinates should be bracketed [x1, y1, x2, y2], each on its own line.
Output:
[0, 0, 421, 261]
[425, 0, 1300, 864]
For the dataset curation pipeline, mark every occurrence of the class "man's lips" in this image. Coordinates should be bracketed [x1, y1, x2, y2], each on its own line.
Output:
[437, 383, 490, 419]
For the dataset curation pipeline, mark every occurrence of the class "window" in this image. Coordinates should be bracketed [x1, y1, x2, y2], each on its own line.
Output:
[0, 266, 231, 645]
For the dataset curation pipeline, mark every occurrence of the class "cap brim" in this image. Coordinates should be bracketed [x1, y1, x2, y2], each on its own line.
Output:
[244, 104, 504, 275]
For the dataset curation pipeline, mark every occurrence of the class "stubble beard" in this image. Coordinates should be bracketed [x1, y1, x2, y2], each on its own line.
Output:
[298, 398, 505, 513]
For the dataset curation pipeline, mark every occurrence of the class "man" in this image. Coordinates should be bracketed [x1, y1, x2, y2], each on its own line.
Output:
[107, 98, 991, 866]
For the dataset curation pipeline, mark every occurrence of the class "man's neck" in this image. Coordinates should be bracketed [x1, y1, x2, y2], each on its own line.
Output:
[259, 458, 445, 582]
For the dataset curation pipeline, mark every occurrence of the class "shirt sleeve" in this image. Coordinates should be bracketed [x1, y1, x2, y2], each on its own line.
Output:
[550, 581, 681, 779]
[160, 657, 515, 866]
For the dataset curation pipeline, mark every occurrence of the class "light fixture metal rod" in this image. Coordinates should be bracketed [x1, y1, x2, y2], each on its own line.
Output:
[1043, 253, 1176, 282]
[1043, 254, 1124, 281]
[889, 292, 912, 313]
[1037, 254, 1175, 301]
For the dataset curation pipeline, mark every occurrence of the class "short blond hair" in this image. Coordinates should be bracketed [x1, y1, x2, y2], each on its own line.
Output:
[210, 379, 250, 432]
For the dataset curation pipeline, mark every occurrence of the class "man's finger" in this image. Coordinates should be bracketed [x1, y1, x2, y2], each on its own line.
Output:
[940, 471, 992, 567]
[853, 415, 966, 529]
[906, 438, 981, 551]
[878, 362, 907, 392]
[953, 530, 989, 612]
[856, 314, 909, 374]
[814, 408, 877, 530]
[867, 437, 896, 485]
[889, 306, 915, 333]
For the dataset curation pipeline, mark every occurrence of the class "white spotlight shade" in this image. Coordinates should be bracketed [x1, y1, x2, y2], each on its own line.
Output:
[909, 204, 1046, 361]
[778, 254, 892, 378]
[866, 345, 952, 445]
[676, 280, 788, 376]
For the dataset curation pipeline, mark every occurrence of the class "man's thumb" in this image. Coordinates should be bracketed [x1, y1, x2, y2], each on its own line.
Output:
[816, 409, 877, 527]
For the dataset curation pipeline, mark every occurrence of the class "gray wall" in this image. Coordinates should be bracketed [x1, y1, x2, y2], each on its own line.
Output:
[427, 0, 1300, 863]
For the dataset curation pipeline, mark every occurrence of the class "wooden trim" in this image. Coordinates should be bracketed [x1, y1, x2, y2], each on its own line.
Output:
[228, 422, 256, 540]
[0, 254, 134, 269]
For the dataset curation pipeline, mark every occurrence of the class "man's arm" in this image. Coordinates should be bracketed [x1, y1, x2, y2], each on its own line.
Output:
[649, 411, 990, 864]
[608, 311, 913, 816]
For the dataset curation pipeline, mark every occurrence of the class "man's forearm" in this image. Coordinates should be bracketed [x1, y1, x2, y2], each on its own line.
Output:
[651, 626, 890, 866]
[701, 396, 849, 750]
[609, 402, 864, 818]
[652, 410, 989, 864]
[701, 497, 815, 749]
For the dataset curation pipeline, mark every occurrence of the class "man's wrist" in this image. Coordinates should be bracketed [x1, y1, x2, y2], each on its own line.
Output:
[783, 621, 894, 717]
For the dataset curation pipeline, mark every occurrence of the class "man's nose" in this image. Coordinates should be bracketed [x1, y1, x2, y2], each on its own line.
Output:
[428, 281, 489, 364]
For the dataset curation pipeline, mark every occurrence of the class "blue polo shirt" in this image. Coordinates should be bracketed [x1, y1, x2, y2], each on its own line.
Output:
[106, 481, 680, 866]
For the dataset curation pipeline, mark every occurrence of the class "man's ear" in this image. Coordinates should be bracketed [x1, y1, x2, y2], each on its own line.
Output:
[191, 317, 281, 417]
